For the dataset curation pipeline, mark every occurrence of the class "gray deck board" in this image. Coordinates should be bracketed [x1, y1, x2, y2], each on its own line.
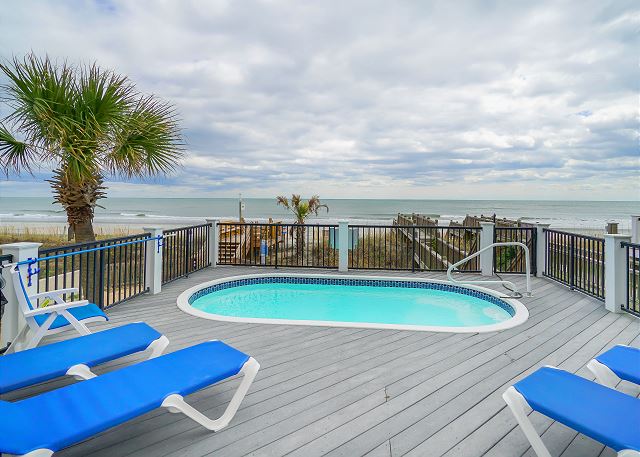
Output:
[6, 266, 637, 457]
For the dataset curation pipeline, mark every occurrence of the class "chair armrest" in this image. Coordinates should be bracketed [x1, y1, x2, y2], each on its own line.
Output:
[23, 300, 90, 317]
[29, 288, 79, 300]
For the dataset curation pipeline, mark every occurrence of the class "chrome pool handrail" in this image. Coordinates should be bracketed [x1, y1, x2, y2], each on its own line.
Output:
[447, 242, 532, 297]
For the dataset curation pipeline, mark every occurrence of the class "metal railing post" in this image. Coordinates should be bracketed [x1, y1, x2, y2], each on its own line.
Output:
[97, 246, 105, 309]
[569, 235, 575, 289]
[411, 226, 416, 272]
[275, 230, 279, 269]
[184, 228, 191, 277]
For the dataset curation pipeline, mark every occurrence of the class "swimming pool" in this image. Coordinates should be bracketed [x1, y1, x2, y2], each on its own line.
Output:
[178, 274, 528, 333]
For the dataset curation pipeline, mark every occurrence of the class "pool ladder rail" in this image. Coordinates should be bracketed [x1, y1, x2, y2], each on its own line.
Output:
[446, 242, 532, 299]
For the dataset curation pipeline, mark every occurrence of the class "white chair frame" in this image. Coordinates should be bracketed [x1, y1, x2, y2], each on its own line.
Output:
[587, 345, 637, 389]
[503, 367, 640, 457]
[7, 266, 106, 353]
[10, 346, 259, 457]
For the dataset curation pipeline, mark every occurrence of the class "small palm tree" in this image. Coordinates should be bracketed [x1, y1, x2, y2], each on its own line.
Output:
[276, 194, 328, 258]
[276, 194, 328, 224]
[0, 54, 183, 241]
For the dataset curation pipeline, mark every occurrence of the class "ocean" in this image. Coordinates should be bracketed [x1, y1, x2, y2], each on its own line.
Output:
[1, 197, 639, 234]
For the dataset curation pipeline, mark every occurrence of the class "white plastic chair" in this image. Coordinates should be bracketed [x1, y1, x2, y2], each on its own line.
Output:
[6, 265, 107, 353]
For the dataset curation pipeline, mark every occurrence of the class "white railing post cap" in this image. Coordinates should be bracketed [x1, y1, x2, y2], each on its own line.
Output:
[0, 242, 43, 251]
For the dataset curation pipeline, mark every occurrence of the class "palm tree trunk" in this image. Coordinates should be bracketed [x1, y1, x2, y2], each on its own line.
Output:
[296, 225, 305, 262]
[48, 169, 106, 242]
[46, 169, 107, 305]
[72, 219, 96, 242]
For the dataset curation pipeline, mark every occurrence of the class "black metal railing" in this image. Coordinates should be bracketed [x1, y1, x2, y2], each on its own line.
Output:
[217, 222, 338, 268]
[349, 225, 481, 271]
[38, 233, 149, 309]
[544, 229, 605, 300]
[622, 241, 640, 316]
[162, 223, 211, 284]
[494, 227, 537, 274]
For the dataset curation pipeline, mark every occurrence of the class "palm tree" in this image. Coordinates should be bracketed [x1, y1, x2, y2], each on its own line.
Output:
[0, 54, 183, 241]
[276, 194, 328, 259]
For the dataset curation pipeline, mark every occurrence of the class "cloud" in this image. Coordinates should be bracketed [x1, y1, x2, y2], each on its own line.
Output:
[0, 0, 638, 200]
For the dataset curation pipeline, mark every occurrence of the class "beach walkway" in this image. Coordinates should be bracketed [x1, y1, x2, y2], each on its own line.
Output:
[7, 267, 639, 457]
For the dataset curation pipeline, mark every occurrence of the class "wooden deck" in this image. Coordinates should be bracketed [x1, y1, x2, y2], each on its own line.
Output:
[8, 266, 639, 457]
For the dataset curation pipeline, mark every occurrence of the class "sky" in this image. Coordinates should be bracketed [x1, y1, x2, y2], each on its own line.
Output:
[0, 0, 638, 200]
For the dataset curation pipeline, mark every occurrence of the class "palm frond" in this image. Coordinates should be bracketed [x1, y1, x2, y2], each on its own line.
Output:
[105, 95, 184, 177]
[308, 195, 329, 215]
[0, 123, 38, 173]
[1, 55, 79, 159]
[276, 196, 290, 209]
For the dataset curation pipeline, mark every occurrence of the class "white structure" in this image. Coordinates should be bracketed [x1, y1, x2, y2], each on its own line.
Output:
[144, 227, 163, 295]
[631, 215, 640, 245]
[603, 234, 631, 313]
[338, 220, 349, 272]
[535, 223, 550, 278]
[1, 242, 41, 347]
[206, 218, 220, 267]
[479, 222, 495, 276]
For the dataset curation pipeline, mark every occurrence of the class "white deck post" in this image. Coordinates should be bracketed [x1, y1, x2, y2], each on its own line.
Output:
[0, 242, 41, 347]
[338, 220, 349, 272]
[535, 223, 550, 278]
[144, 227, 163, 295]
[631, 215, 640, 245]
[479, 222, 494, 276]
[604, 234, 631, 313]
[206, 218, 219, 267]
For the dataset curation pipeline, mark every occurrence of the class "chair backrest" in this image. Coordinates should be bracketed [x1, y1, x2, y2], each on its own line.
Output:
[10, 265, 39, 331]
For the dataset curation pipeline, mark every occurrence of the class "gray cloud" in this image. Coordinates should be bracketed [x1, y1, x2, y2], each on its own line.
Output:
[0, 0, 638, 200]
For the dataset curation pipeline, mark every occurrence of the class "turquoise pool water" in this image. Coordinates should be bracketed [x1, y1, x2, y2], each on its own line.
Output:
[190, 282, 513, 328]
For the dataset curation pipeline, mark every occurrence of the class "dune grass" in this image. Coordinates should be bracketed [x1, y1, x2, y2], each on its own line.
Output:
[0, 226, 143, 249]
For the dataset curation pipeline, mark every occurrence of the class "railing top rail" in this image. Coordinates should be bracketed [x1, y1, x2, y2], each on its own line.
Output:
[622, 241, 640, 248]
[164, 222, 212, 232]
[10, 235, 163, 267]
[353, 224, 481, 229]
[218, 222, 338, 227]
[542, 228, 604, 241]
[494, 227, 537, 231]
[39, 232, 152, 254]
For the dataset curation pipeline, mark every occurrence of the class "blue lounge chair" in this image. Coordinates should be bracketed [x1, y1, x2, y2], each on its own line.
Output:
[587, 345, 640, 388]
[0, 340, 260, 457]
[0, 322, 169, 394]
[503, 366, 640, 457]
[8, 265, 108, 352]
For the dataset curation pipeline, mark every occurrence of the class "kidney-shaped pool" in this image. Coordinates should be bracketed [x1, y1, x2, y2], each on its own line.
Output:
[178, 274, 528, 333]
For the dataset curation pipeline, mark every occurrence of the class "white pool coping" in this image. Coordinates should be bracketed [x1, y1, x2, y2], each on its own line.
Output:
[177, 273, 530, 333]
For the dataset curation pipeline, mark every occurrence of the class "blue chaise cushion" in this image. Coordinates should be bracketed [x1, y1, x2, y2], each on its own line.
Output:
[0, 322, 162, 394]
[596, 345, 640, 385]
[33, 302, 108, 329]
[0, 341, 250, 455]
[514, 367, 640, 452]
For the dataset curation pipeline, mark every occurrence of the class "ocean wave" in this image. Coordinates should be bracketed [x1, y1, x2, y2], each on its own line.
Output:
[119, 212, 150, 217]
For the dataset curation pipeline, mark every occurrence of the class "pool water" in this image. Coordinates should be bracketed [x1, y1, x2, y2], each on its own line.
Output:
[191, 282, 513, 328]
